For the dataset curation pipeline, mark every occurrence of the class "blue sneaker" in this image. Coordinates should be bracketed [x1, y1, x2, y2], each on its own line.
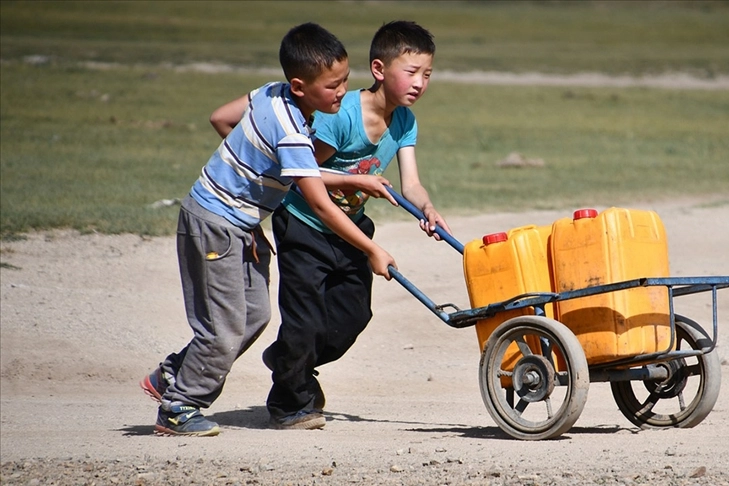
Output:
[155, 403, 220, 436]
[140, 367, 170, 403]
[269, 410, 326, 430]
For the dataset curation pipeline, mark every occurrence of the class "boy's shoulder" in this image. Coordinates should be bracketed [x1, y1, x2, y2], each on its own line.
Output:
[337, 89, 363, 113]
[313, 90, 361, 127]
[249, 81, 311, 135]
[250, 81, 287, 104]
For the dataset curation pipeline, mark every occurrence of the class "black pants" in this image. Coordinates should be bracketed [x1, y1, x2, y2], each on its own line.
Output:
[266, 206, 374, 418]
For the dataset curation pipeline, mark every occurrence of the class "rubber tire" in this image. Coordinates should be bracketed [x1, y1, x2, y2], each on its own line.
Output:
[479, 316, 590, 440]
[611, 315, 721, 429]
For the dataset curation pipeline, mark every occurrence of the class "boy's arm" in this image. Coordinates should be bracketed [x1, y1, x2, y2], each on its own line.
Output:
[313, 139, 337, 164]
[295, 176, 397, 279]
[397, 146, 453, 238]
[210, 95, 250, 138]
[313, 139, 398, 206]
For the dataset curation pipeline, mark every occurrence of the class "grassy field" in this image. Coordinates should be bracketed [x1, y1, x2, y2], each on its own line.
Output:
[1, 1, 728, 237]
[3, 1, 728, 76]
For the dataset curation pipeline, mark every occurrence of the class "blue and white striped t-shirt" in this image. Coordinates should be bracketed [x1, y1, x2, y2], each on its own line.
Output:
[190, 82, 321, 230]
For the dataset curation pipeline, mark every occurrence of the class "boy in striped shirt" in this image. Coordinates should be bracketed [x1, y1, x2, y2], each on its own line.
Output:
[141, 23, 396, 436]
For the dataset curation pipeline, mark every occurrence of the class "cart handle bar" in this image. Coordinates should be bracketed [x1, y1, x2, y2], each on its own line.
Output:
[388, 265, 452, 324]
[385, 186, 464, 254]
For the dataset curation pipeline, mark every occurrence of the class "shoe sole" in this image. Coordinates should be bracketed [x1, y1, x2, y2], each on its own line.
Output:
[270, 415, 326, 430]
[140, 376, 163, 403]
[154, 424, 221, 437]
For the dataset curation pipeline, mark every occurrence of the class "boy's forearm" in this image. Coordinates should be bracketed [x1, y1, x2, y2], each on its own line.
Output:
[402, 181, 452, 235]
[322, 211, 380, 255]
[319, 171, 354, 190]
[299, 180, 395, 278]
[319, 171, 380, 191]
[402, 184, 434, 212]
[296, 177, 379, 254]
[210, 95, 250, 138]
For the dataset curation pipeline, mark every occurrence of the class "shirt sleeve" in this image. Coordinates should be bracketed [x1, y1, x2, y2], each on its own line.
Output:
[277, 133, 321, 178]
[397, 107, 418, 148]
[312, 109, 352, 151]
[247, 82, 272, 102]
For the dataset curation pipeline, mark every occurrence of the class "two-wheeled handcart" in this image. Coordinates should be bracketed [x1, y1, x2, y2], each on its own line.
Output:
[386, 187, 728, 440]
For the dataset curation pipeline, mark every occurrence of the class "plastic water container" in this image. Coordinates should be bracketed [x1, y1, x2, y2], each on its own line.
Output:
[551, 208, 671, 365]
[463, 224, 555, 353]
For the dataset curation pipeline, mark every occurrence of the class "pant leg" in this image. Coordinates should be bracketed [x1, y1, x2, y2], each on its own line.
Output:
[266, 207, 374, 418]
[266, 207, 333, 417]
[163, 198, 271, 409]
[160, 229, 271, 379]
[317, 214, 374, 366]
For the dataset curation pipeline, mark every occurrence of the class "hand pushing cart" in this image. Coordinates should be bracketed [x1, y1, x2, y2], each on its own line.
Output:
[386, 187, 728, 440]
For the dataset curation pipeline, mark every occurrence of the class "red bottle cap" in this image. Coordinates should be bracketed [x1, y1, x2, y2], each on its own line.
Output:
[573, 208, 598, 220]
[483, 232, 508, 245]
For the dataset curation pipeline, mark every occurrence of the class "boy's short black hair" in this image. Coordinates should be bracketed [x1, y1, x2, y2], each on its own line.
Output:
[369, 20, 435, 66]
[280, 23, 348, 82]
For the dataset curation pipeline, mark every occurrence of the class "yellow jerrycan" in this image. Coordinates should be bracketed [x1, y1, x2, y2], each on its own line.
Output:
[463, 225, 557, 384]
[550, 208, 672, 365]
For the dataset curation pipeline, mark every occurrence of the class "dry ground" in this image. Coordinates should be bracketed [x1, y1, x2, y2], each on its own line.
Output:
[1, 197, 728, 485]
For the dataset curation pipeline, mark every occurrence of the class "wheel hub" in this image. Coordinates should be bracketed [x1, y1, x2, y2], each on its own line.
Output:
[645, 359, 688, 399]
[512, 355, 556, 402]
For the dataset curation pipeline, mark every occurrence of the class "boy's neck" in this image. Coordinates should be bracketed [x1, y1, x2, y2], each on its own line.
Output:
[363, 82, 396, 119]
[290, 95, 314, 122]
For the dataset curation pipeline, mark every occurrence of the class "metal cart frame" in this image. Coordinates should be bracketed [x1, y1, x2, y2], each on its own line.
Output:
[386, 187, 728, 440]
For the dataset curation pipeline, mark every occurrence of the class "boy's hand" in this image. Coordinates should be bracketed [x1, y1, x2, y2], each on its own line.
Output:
[352, 175, 398, 206]
[419, 205, 452, 240]
[366, 246, 397, 280]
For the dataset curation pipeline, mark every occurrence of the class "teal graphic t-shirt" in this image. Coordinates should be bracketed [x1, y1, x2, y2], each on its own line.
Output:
[283, 89, 418, 232]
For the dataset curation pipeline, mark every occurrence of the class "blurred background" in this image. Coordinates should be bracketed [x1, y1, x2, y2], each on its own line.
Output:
[1, 0, 728, 236]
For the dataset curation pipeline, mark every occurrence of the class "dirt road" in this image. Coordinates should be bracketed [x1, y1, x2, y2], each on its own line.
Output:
[1, 197, 728, 485]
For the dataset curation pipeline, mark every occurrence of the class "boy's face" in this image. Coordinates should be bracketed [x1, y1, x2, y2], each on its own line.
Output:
[380, 52, 433, 107]
[294, 59, 350, 118]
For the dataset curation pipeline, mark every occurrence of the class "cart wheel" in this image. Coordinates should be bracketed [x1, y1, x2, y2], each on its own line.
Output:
[610, 315, 721, 429]
[479, 316, 589, 440]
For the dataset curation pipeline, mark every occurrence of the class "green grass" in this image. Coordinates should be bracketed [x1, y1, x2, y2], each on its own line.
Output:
[1, 1, 728, 236]
[0, 62, 272, 235]
[2, 1, 728, 76]
[367, 83, 729, 218]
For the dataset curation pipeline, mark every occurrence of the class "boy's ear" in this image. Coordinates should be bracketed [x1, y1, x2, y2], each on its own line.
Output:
[289, 77, 306, 97]
[371, 59, 385, 82]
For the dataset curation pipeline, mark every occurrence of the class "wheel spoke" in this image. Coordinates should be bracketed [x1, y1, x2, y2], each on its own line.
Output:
[637, 392, 660, 416]
[540, 337, 553, 355]
[540, 338, 555, 367]
[544, 397, 554, 419]
[684, 363, 701, 377]
[515, 398, 529, 415]
[514, 335, 533, 356]
[555, 371, 570, 386]
[678, 391, 686, 411]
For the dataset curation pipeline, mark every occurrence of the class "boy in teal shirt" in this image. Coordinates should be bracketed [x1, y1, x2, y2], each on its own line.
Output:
[264, 21, 451, 428]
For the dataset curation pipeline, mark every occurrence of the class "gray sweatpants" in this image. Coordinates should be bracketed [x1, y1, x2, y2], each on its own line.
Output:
[160, 195, 271, 409]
